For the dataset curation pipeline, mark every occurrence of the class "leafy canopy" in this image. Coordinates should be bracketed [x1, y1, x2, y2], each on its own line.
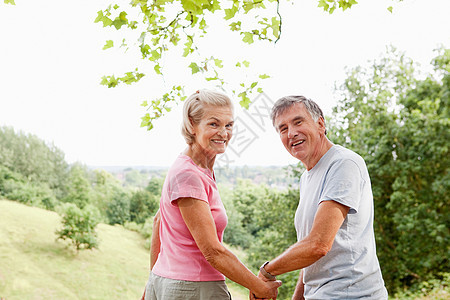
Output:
[93, 0, 399, 130]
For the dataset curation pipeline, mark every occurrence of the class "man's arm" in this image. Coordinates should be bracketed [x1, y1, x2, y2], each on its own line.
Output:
[261, 200, 349, 276]
[292, 270, 304, 300]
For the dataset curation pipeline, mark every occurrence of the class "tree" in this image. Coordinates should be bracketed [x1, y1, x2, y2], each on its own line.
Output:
[56, 203, 100, 251]
[91, 169, 125, 217]
[247, 187, 299, 299]
[0, 126, 69, 197]
[62, 163, 92, 209]
[328, 46, 449, 293]
[129, 189, 159, 224]
[232, 179, 271, 236]
[106, 187, 131, 225]
[94, 0, 399, 130]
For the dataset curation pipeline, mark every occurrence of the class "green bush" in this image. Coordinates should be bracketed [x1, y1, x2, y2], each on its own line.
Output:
[129, 189, 159, 224]
[106, 190, 131, 225]
[0, 168, 57, 210]
[393, 272, 450, 299]
[55, 203, 100, 251]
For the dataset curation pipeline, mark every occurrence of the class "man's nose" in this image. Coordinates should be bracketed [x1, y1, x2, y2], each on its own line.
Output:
[287, 127, 297, 138]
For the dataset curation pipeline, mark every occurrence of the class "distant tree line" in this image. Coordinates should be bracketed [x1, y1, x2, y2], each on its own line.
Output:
[0, 128, 162, 250]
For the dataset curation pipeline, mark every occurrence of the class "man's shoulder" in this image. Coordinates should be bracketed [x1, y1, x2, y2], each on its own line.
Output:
[330, 145, 365, 164]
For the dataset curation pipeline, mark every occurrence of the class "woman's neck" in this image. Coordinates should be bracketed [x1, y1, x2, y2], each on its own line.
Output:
[183, 145, 216, 171]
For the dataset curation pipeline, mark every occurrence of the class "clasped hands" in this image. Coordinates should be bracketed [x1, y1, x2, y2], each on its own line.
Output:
[249, 270, 282, 300]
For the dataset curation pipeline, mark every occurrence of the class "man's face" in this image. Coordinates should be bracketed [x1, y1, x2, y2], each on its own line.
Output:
[274, 103, 325, 166]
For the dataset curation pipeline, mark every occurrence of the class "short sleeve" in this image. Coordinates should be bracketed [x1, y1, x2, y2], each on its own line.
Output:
[319, 159, 364, 214]
[168, 169, 209, 206]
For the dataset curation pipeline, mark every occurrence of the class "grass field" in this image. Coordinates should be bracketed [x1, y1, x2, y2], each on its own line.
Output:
[0, 200, 248, 300]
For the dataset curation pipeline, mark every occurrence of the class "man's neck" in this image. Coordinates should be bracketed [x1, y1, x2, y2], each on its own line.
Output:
[304, 138, 333, 171]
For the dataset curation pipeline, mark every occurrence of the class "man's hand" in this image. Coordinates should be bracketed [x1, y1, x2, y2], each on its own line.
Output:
[249, 271, 281, 300]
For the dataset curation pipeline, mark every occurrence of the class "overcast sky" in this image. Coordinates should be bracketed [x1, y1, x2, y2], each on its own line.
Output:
[0, 0, 449, 167]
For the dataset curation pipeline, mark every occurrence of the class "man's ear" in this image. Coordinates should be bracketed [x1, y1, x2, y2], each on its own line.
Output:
[318, 116, 327, 135]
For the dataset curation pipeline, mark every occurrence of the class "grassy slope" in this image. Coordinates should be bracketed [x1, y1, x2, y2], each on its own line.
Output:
[0, 199, 150, 299]
[0, 200, 248, 300]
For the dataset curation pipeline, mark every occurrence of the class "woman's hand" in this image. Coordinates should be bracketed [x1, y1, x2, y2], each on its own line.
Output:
[250, 278, 282, 300]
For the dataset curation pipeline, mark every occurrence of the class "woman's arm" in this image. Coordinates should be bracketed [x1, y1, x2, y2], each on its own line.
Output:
[150, 210, 161, 270]
[178, 197, 281, 299]
[292, 270, 304, 300]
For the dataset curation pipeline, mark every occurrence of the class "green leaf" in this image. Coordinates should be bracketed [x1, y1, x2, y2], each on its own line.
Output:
[250, 81, 258, 88]
[259, 74, 270, 79]
[119, 11, 128, 21]
[100, 76, 109, 86]
[112, 18, 126, 30]
[183, 38, 193, 57]
[214, 58, 223, 68]
[102, 40, 114, 50]
[180, 0, 202, 14]
[4, 0, 15, 4]
[209, 0, 221, 12]
[188, 62, 201, 74]
[238, 91, 251, 109]
[154, 64, 162, 75]
[141, 101, 148, 107]
[387, 6, 393, 13]
[242, 61, 250, 67]
[113, 4, 119, 10]
[318, 0, 330, 11]
[271, 17, 280, 38]
[229, 21, 241, 31]
[94, 11, 104, 23]
[101, 16, 113, 27]
[241, 32, 254, 44]
[224, 6, 238, 20]
[329, 5, 336, 14]
[199, 18, 207, 30]
[149, 50, 161, 61]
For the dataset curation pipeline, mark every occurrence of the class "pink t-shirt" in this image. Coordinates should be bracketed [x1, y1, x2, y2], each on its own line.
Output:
[152, 154, 228, 281]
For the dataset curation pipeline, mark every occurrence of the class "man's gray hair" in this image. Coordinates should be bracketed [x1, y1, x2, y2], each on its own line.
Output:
[270, 95, 326, 134]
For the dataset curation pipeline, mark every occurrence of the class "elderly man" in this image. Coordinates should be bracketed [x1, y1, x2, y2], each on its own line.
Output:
[254, 96, 388, 299]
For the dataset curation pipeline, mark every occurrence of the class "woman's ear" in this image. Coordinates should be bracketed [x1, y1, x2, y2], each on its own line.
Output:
[189, 117, 196, 135]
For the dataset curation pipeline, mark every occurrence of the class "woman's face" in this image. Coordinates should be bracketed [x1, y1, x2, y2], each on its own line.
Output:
[191, 104, 234, 157]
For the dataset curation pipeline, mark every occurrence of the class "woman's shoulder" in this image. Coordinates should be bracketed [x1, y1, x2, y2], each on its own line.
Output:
[167, 154, 201, 180]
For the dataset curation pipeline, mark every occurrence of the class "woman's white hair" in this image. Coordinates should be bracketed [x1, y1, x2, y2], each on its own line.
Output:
[181, 89, 233, 145]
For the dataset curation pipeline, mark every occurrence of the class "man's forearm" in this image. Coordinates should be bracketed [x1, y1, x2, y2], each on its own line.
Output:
[264, 236, 328, 276]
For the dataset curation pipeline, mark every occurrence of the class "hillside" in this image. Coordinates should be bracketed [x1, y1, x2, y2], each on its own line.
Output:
[0, 200, 150, 299]
[0, 200, 248, 300]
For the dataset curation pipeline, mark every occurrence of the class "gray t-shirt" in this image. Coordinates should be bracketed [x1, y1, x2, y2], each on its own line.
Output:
[295, 145, 388, 299]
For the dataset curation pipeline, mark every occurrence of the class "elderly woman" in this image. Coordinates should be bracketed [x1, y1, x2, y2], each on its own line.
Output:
[143, 90, 281, 300]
